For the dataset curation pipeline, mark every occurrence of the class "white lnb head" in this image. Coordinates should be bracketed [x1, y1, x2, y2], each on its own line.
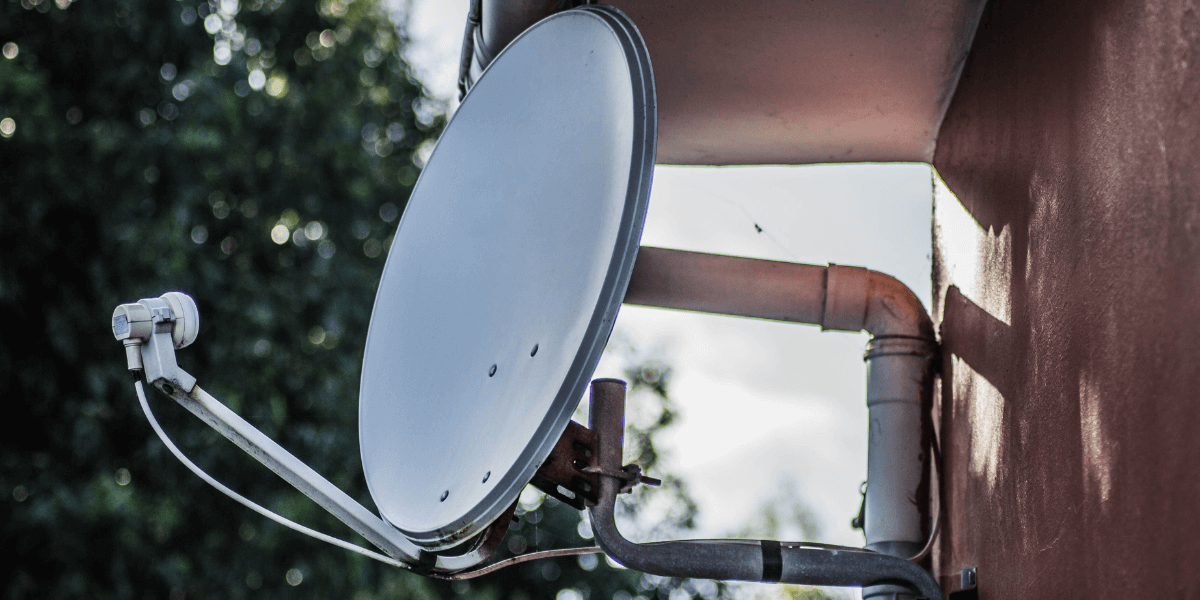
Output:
[159, 292, 200, 349]
[112, 292, 200, 371]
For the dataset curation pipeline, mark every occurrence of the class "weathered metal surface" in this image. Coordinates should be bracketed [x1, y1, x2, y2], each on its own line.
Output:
[585, 379, 944, 598]
[529, 420, 600, 510]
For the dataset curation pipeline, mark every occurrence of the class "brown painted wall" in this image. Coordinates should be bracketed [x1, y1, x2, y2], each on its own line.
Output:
[930, 0, 1200, 597]
[607, 0, 984, 165]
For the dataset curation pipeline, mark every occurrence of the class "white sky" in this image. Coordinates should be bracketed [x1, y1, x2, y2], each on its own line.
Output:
[392, 0, 934, 553]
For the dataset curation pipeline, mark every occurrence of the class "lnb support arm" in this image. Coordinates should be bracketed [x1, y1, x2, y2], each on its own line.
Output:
[112, 292, 496, 574]
[585, 379, 944, 600]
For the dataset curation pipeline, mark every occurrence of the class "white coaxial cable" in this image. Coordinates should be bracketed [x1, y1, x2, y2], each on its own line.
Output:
[133, 380, 412, 570]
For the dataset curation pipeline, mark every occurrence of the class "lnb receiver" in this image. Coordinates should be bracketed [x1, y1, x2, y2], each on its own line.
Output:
[112, 292, 199, 373]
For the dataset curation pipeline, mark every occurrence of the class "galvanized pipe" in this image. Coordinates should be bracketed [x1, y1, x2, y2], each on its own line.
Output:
[585, 379, 943, 599]
[624, 247, 937, 566]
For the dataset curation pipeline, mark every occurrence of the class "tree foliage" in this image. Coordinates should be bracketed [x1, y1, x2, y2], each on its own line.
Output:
[0, 0, 704, 598]
[0, 1, 841, 599]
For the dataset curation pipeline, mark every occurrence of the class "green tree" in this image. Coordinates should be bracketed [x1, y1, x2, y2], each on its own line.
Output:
[0, 1, 711, 598]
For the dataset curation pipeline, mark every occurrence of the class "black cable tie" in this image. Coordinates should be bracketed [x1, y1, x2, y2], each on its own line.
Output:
[760, 540, 782, 583]
[414, 550, 437, 575]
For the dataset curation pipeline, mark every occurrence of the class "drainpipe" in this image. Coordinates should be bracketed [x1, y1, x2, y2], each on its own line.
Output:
[623, 247, 936, 570]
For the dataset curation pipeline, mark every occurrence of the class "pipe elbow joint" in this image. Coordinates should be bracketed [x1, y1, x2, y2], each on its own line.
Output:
[821, 265, 934, 341]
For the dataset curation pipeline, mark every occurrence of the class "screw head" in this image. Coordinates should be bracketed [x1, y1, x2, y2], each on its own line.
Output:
[439, 490, 449, 502]
[488, 364, 497, 377]
[530, 344, 538, 356]
[482, 471, 491, 483]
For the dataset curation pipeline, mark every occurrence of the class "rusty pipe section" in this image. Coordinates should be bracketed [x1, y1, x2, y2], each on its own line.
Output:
[624, 247, 937, 566]
[585, 379, 943, 599]
[624, 246, 933, 338]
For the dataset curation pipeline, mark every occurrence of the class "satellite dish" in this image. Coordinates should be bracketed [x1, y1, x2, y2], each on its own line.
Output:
[359, 6, 656, 551]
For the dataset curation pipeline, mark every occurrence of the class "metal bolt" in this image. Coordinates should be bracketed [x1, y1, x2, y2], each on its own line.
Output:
[961, 567, 977, 589]
[482, 471, 490, 483]
[440, 490, 449, 502]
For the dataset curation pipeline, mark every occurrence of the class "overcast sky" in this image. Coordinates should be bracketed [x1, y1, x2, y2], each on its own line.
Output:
[391, 0, 935, 558]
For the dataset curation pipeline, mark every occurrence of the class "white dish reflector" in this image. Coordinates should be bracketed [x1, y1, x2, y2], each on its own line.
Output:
[359, 6, 655, 550]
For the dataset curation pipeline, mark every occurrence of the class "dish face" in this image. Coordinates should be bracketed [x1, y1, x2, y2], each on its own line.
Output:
[359, 6, 655, 550]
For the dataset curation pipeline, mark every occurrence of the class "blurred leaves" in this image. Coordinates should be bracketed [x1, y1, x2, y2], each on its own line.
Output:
[0, 1, 832, 599]
[0, 1, 718, 599]
[0, 0, 444, 596]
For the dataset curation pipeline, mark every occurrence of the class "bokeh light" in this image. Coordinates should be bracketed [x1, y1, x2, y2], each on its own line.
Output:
[1, 118, 15, 138]
[307, 326, 326, 345]
[386, 122, 405, 142]
[248, 69, 266, 90]
[270, 224, 289, 245]
[362, 238, 382, 258]
[265, 74, 288, 97]
[2, 43, 17, 59]
[214, 43, 232, 65]
[378, 202, 398, 222]
[204, 14, 222, 34]
[317, 239, 336, 259]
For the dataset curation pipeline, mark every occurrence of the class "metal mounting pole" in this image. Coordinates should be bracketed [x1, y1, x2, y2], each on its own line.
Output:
[585, 379, 944, 600]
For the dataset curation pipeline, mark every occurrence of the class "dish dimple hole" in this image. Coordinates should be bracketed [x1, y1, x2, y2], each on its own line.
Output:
[482, 471, 491, 483]
[530, 344, 538, 357]
[488, 364, 497, 377]
[440, 490, 449, 502]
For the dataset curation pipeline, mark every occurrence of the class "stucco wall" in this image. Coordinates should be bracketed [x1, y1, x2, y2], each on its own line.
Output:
[930, 0, 1200, 596]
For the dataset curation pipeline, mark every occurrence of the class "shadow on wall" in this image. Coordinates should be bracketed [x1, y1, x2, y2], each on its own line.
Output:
[931, 111, 1200, 597]
[925, 1, 1200, 596]
[931, 166, 1099, 596]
